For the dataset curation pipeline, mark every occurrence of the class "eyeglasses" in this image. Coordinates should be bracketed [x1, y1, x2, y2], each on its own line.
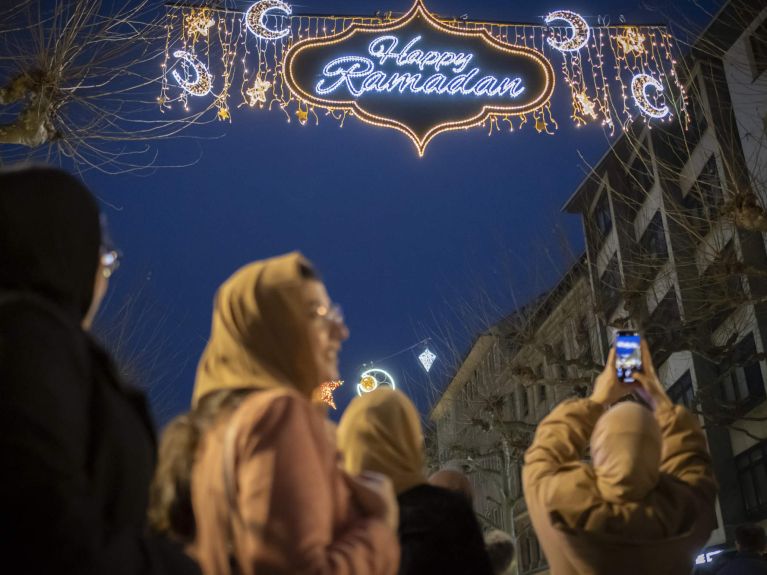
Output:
[312, 303, 344, 327]
[100, 249, 121, 279]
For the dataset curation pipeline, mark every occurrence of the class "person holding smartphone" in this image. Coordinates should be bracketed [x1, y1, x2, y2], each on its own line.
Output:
[522, 336, 717, 575]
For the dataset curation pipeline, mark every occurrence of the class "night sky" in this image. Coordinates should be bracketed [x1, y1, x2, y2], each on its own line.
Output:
[75, 0, 715, 426]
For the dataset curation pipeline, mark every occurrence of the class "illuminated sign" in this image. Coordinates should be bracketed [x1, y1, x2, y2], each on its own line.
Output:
[284, 0, 554, 155]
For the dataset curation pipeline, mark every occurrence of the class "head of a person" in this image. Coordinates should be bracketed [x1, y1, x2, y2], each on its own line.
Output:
[484, 529, 515, 575]
[192, 252, 348, 406]
[734, 523, 766, 553]
[337, 387, 425, 494]
[0, 166, 114, 328]
[590, 401, 661, 503]
[148, 388, 252, 542]
[428, 468, 474, 503]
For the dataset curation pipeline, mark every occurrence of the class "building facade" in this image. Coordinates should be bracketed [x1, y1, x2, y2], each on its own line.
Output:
[430, 2, 767, 572]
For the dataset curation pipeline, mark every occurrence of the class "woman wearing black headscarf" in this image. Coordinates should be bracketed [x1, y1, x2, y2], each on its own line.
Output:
[0, 167, 199, 575]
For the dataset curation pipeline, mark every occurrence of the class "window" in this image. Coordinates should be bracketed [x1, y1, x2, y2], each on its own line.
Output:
[578, 316, 593, 363]
[551, 340, 566, 379]
[520, 387, 529, 417]
[736, 441, 767, 520]
[750, 18, 767, 78]
[592, 190, 613, 244]
[720, 333, 766, 408]
[626, 148, 654, 215]
[682, 154, 723, 235]
[639, 211, 669, 264]
[538, 384, 547, 403]
[701, 241, 744, 330]
[685, 94, 708, 147]
[506, 391, 517, 419]
[644, 289, 682, 353]
[599, 255, 622, 318]
[668, 370, 695, 410]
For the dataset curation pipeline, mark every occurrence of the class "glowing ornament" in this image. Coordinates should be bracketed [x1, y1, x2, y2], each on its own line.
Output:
[185, 9, 215, 38]
[631, 73, 669, 119]
[295, 107, 308, 125]
[545, 10, 590, 52]
[245, 0, 292, 41]
[616, 27, 646, 55]
[217, 106, 231, 121]
[357, 368, 396, 396]
[246, 77, 272, 107]
[319, 380, 343, 409]
[575, 90, 598, 120]
[418, 348, 436, 372]
[172, 50, 212, 97]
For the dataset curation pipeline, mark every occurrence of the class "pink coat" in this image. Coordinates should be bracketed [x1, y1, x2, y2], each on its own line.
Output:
[192, 387, 400, 575]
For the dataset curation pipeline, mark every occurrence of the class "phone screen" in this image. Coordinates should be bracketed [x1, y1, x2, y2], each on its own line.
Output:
[615, 331, 642, 383]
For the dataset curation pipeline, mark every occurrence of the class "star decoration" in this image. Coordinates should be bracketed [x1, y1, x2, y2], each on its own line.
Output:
[185, 9, 215, 38]
[295, 108, 308, 125]
[246, 77, 271, 107]
[319, 380, 343, 409]
[575, 90, 598, 119]
[217, 106, 231, 121]
[418, 348, 437, 372]
[616, 27, 646, 55]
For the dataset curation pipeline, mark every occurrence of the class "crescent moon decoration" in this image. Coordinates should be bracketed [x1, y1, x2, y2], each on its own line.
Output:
[245, 0, 292, 41]
[545, 10, 590, 52]
[631, 73, 669, 119]
[171, 50, 212, 97]
[160, 1, 688, 146]
[357, 369, 396, 396]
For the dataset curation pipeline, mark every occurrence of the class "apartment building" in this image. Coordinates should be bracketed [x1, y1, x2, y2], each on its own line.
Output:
[429, 2, 767, 572]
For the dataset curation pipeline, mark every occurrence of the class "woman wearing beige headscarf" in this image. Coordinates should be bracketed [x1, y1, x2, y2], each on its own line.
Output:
[338, 388, 493, 575]
[522, 340, 717, 575]
[190, 252, 400, 575]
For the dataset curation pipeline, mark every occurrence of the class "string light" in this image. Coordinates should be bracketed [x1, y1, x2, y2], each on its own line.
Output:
[160, 1, 685, 152]
[171, 50, 213, 96]
[284, 0, 554, 156]
[545, 10, 590, 52]
[245, 0, 292, 41]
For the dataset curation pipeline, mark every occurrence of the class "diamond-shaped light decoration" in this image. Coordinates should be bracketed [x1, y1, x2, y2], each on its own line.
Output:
[418, 348, 437, 372]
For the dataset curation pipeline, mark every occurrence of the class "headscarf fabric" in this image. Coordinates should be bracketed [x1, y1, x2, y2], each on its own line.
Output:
[192, 252, 321, 406]
[0, 167, 101, 321]
[337, 388, 425, 494]
[590, 401, 662, 503]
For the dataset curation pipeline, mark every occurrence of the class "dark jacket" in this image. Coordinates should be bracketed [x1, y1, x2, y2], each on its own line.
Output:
[717, 551, 767, 575]
[397, 484, 494, 575]
[0, 294, 198, 575]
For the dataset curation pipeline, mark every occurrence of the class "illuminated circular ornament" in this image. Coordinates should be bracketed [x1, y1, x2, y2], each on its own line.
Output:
[171, 50, 212, 97]
[245, 0, 292, 41]
[545, 10, 590, 52]
[631, 73, 669, 119]
[357, 368, 396, 396]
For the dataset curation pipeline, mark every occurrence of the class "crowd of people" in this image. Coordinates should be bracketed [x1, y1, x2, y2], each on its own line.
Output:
[0, 166, 764, 575]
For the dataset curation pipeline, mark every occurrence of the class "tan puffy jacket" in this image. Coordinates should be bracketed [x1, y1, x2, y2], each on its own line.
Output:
[523, 399, 717, 575]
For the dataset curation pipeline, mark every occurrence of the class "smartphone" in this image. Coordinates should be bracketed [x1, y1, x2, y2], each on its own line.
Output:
[615, 331, 642, 383]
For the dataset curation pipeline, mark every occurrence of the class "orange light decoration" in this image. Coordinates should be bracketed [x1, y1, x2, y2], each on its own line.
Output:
[283, 0, 555, 156]
[160, 1, 687, 151]
[319, 380, 343, 409]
